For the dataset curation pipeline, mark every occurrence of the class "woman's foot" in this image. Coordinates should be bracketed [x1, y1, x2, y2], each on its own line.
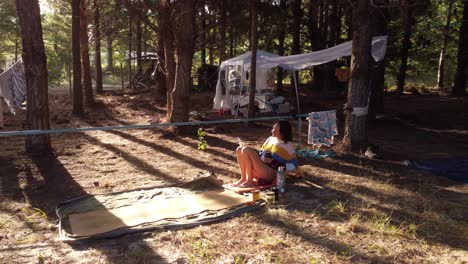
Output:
[238, 182, 254, 188]
[232, 179, 245, 187]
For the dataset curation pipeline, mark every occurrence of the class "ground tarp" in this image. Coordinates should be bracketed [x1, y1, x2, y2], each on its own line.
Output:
[56, 176, 264, 242]
[405, 158, 468, 183]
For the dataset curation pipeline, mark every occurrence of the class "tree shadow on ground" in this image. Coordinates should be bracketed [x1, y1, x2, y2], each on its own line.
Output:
[106, 130, 235, 178]
[284, 165, 468, 251]
[22, 153, 166, 263]
[0, 156, 23, 202]
[81, 133, 182, 185]
[23, 154, 88, 217]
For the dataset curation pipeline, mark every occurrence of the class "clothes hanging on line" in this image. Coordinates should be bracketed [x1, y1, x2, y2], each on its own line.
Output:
[0, 60, 27, 115]
[307, 110, 338, 147]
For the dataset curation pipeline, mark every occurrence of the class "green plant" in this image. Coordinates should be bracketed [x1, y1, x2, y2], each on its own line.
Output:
[188, 238, 213, 263]
[234, 254, 245, 264]
[323, 200, 348, 219]
[37, 254, 45, 264]
[197, 128, 208, 151]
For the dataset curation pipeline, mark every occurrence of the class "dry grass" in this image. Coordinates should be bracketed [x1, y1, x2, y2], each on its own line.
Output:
[0, 91, 467, 263]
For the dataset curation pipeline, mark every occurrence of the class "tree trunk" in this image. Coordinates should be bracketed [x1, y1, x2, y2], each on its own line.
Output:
[128, 13, 133, 90]
[200, 0, 206, 65]
[290, 0, 302, 99]
[169, 0, 195, 124]
[308, 1, 326, 89]
[248, 0, 258, 120]
[136, 13, 142, 75]
[291, 0, 302, 55]
[209, 15, 215, 65]
[219, 0, 227, 62]
[159, 0, 176, 117]
[106, 34, 114, 72]
[342, 0, 371, 151]
[16, 0, 52, 154]
[276, 0, 286, 93]
[155, 18, 166, 98]
[396, 0, 412, 97]
[15, 31, 18, 61]
[94, 0, 103, 94]
[228, 0, 234, 58]
[72, 0, 84, 116]
[437, 1, 454, 89]
[369, 0, 389, 120]
[80, 0, 95, 106]
[453, 0, 468, 96]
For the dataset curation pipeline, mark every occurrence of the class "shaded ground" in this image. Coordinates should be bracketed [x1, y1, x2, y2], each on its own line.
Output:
[0, 87, 467, 264]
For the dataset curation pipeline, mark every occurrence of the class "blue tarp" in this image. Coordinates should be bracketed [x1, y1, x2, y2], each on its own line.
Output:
[406, 158, 468, 183]
[296, 149, 337, 159]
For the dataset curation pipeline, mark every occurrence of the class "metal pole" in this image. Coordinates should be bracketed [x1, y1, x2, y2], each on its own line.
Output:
[293, 71, 302, 144]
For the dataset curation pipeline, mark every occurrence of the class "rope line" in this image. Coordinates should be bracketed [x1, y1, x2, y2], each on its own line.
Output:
[0, 115, 310, 137]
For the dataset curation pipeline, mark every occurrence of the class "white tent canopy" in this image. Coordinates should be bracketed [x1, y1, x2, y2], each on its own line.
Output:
[213, 36, 388, 111]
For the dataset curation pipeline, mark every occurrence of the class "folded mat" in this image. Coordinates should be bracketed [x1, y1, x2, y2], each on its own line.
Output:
[56, 176, 264, 241]
[223, 183, 276, 193]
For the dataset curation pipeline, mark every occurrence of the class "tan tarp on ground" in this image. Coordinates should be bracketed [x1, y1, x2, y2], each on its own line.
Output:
[69, 189, 250, 237]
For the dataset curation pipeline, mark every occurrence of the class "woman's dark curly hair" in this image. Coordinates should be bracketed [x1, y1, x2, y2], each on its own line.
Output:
[276, 120, 293, 143]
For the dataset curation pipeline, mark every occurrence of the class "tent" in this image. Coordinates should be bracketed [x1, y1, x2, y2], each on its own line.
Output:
[213, 36, 388, 116]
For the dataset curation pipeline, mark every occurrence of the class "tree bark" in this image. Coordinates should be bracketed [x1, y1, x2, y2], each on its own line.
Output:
[159, 0, 176, 118]
[290, 0, 302, 99]
[342, 0, 371, 151]
[276, 0, 286, 93]
[308, 1, 326, 90]
[72, 0, 84, 116]
[94, 0, 103, 94]
[169, 0, 195, 124]
[228, 0, 234, 58]
[248, 0, 258, 120]
[219, 0, 227, 62]
[319, 1, 339, 97]
[209, 15, 215, 65]
[155, 13, 166, 98]
[200, 0, 206, 65]
[369, 0, 389, 120]
[136, 12, 142, 75]
[437, 1, 454, 89]
[80, 0, 95, 106]
[16, 0, 52, 154]
[128, 13, 133, 90]
[396, 0, 412, 97]
[453, 0, 468, 96]
[106, 34, 114, 72]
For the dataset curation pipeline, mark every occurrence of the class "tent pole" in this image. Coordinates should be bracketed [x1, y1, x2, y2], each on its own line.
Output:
[292, 70, 302, 144]
[234, 65, 245, 118]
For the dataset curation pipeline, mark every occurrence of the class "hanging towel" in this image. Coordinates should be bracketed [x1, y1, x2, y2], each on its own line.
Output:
[9, 61, 27, 108]
[0, 60, 27, 114]
[307, 110, 338, 147]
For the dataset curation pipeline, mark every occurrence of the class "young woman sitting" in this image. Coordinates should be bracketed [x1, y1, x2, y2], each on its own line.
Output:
[233, 120, 298, 187]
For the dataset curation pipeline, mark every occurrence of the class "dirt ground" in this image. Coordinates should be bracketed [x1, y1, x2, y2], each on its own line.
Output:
[0, 87, 467, 264]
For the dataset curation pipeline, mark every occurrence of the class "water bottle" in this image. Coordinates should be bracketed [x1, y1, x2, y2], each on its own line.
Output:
[276, 166, 286, 193]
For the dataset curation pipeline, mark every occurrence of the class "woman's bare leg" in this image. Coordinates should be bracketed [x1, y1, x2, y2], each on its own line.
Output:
[242, 148, 275, 185]
[234, 146, 247, 186]
[234, 146, 276, 186]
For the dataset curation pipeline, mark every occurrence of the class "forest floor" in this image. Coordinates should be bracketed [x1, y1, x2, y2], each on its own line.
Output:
[0, 86, 467, 264]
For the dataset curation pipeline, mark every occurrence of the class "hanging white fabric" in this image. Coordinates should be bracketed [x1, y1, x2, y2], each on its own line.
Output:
[213, 36, 388, 110]
[0, 60, 27, 114]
